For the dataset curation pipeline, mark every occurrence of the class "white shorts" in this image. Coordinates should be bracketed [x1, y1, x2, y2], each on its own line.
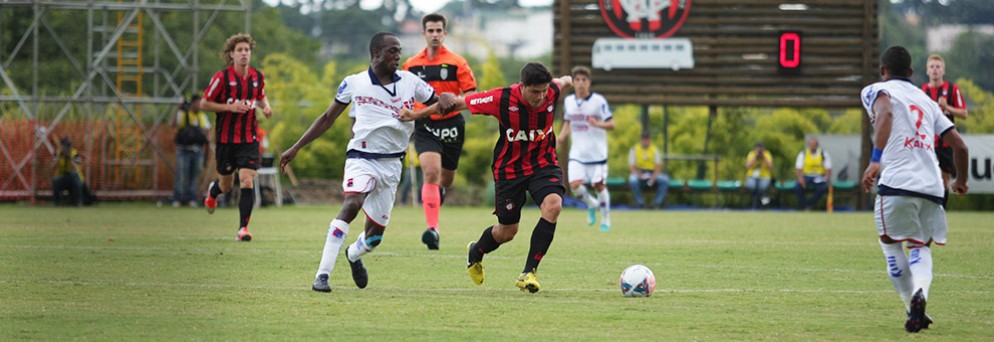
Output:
[874, 195, 947, 245]
[342, 157, 402, 227]
[567, 160, 608, 185]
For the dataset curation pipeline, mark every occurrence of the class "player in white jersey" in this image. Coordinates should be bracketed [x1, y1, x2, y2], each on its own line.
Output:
[556, 66, 615, 232]
[280, 32, 438, 293]
[860, 46, 969, 333]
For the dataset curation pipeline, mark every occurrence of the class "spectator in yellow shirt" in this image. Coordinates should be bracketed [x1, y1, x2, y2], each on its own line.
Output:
[745, 142, 774, 209]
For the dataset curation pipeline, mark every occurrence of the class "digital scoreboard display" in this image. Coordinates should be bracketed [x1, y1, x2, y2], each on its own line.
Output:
[554, 0, 879, 108]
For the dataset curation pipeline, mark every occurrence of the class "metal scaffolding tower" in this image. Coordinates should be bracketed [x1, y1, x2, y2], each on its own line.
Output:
[0, 0, 251, 202]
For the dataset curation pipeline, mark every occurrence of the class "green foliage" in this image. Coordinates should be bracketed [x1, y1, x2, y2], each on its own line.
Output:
[477, 52, 508, 91]
[955, 78, 994, 134]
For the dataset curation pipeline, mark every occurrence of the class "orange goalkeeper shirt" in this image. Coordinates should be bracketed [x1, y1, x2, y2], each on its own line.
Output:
[402, 46, 477, 121]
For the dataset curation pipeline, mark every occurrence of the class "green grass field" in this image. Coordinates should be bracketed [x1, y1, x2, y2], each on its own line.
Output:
[2, 203, 992, 341]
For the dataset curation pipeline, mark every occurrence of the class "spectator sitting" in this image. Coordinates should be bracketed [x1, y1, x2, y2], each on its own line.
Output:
[628, 133, 669, 209]
[793, 137, 832, 211]
[744, 142, 774, 209]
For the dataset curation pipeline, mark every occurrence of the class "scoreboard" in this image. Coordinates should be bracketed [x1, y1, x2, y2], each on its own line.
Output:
[553, 0, 879, 108]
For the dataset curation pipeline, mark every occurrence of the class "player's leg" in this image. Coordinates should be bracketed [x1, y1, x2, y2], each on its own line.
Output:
[568, 160, 598, 225]
[420, 151, 443, 229]
[235, 168, 257, 241]
[205, 144, 232, 214]
[313, 191, 367, 292]
[343, 159, 400, 289]
[874, 195, 921, 329]
[517, 170, 565, 293]
[174, 148, 188, 206]
[313, 159, 374, 292]
[467, 178, 525, 285]
[591, 164, 610, 231]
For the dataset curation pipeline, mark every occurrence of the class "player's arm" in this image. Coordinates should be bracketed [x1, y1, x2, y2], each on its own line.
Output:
[199, 97, 250, 114]
[399, 93, 464, 122]
[258, 96, 273, 118]
[554, 75, 573, 93]
[862, 93, 893, 192]
[939, 89, 968, 120]
[279, 100, 348, 172]
[942, 128, 969, 194]
[556, 121, 571, 146]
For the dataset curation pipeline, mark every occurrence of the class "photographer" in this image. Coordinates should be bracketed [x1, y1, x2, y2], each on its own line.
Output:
[52, 137, 85, 206]
[744, 142, 774, 209]
[173, 95, 211, 207]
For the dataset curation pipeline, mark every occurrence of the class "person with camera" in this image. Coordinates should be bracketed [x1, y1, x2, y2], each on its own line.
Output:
[173, 95, 211, 208]
[744, 142, 774, 209]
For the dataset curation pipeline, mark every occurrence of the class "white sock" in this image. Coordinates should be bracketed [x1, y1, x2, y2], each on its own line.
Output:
[597, 188, 611, 225]
[347, 231, 370, 262]
[316, 219, 350, 278]
[880, 240, 914, 311]
[574, 185, 599, 209]
[908, 246, 933, 299]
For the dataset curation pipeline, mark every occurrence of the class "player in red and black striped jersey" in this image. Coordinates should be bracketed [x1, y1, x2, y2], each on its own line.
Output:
[199, 33, 273, 242]
[920, 54, 968, 208]
[400, 63, 573, 293]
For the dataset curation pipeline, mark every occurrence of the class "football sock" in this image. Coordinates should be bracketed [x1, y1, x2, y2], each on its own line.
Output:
[523, 218, 556, 273]
[209, 179, 223, 198]
[317, 219, 350, 278]
[908, 246, 933, 299]
[347, 230, 383, 262]
[880, 240, 914, 311]
[469, 226, 499, 263]
[573, 185, 599, 209]
[238, 188, 254, 228]
[597, 188, 611, 225]
[422, 183, 441, 230]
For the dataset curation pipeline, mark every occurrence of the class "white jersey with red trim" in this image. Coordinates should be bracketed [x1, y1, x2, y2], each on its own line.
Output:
[335, 69, 435, 155]
[861, 78, 954, 198]
[563, 92, 612, 163]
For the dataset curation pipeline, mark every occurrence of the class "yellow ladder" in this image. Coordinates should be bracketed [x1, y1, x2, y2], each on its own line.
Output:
[111, 6, 145, 188]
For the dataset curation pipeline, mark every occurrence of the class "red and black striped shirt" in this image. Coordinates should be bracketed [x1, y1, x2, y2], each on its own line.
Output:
[203, 65, 266, 144]
[466, 82, 561, 181]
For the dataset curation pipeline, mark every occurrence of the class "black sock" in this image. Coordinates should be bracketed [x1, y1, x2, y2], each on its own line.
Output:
[239, 188, 254, 228]
[942, 189, 949, 209]
[439, 187, 446, 206]
[523, 218, 556, 273]
[209, 180, 223, 198]
[469, 226, 499, 263]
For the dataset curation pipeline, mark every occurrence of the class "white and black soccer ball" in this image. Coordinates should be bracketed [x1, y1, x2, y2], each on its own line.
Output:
[620, 264, 655, 297]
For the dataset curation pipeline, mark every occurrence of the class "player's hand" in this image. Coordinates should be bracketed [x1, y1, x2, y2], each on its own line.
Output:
[951, 178, 969, 195]
[261, 106, 273, 118]
[279, 147, 299, 173]
[647, 178, 655, 187]
[228, 102, 251, 113]
[797, 178, 807, 189]
[397, 108, 416, 122]
[586, 117, 598, 126]
[938, 96, 949, 110]
[861, 162, 880, 193]
[437, 92, 458, 114]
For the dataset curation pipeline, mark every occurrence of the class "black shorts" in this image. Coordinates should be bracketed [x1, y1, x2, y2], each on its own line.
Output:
[414, 115, 465, 170]
[493, 167, 566, 225]
[934, 144, 956, 176]
[215, 142, 260, 175]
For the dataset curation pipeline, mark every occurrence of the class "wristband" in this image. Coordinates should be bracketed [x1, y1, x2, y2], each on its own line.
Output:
[870, 148, 883, 163]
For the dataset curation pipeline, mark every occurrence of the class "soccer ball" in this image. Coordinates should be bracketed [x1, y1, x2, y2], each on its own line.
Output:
[620, 264, 656, 297]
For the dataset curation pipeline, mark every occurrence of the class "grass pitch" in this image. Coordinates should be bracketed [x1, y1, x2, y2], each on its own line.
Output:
[2, 203, 992, 341]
